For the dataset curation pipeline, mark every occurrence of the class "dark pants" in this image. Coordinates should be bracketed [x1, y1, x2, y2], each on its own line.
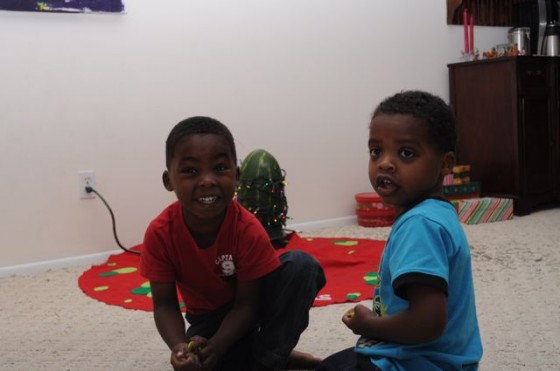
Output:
[185, 250, 326, 370]
[316, 348, 380, 371]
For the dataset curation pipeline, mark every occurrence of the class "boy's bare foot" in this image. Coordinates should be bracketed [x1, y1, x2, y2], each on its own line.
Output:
[285, 349, 322, 370]
[252, 350, 321, 371]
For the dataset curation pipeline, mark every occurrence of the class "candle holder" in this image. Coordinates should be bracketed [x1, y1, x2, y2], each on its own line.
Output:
[460, 49, 479, 62]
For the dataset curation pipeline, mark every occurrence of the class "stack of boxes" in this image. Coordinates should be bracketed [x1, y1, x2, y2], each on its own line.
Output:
[354, 192, 395, 227]
[354, 164, 514, 227]
[443, 165, 481, 201]
[444, 165, 513, 224]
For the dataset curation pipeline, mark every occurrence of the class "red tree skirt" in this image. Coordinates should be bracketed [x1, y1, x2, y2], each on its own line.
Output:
[78, 234, 384, 311]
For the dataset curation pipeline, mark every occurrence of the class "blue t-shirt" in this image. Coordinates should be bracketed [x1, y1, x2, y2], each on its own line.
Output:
[355, 199, 483, 370]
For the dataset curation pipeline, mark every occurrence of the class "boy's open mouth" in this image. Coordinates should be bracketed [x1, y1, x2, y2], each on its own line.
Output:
[374, 176, 398, 196]
[197, 195, 219, 204]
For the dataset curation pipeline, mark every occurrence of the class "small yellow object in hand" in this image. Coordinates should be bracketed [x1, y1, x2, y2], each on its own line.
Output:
[346, 309, 355, 318]
[185, 340, 198, 353]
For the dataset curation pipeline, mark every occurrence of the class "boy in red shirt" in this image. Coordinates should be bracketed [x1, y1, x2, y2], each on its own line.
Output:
[140, 116, 325, 370]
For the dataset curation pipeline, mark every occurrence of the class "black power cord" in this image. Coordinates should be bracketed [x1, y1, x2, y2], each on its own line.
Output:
[85, 185, 141, 255]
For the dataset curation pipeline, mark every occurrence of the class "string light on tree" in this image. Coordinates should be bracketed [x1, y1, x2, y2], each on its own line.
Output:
[236, 149, 289, 248]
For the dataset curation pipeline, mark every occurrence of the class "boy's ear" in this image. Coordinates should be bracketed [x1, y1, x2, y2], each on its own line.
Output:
[441, 151, 456, 175]
[235, 166, 240, 183]
[162, 170, 173, 192]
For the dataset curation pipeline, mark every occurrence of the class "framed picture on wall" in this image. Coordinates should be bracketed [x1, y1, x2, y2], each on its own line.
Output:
[0, 0, 125, 13]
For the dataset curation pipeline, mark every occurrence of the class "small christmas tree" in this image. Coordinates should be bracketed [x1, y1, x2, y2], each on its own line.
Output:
[236, 149, 289, 248]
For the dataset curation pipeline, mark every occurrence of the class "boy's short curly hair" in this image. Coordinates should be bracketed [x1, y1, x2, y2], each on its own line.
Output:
[372, 90, 457, 153]
[165, 116, 237, 167]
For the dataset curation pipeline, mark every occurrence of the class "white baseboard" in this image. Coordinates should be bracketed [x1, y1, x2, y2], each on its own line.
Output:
[0, 249, 122, 279]
[287, 215, 356, 232]
[0, 215, 357, 278]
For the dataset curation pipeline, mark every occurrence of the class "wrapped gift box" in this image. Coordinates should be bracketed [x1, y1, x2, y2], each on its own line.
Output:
[452, 164, 471, 184]
[443, 181, 481, 200]
[451, 197, 514, 224]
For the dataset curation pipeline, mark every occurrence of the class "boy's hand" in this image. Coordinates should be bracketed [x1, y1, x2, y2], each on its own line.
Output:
[342, 304, 375, 335]
[170, 342, 203, 371]
[194, 336, 227, 370]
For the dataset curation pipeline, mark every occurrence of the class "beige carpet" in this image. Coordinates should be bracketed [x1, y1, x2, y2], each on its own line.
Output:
[1, 208, 559, 370]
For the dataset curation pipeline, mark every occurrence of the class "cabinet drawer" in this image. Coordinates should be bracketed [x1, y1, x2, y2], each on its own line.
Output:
[519, 64, 549, 89]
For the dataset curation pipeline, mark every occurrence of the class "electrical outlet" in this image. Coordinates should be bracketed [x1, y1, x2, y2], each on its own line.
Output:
[79, 170, 96, 199]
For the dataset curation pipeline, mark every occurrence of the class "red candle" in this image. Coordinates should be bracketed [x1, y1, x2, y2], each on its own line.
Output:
[469, 11, 474, 53]
[463, 8, 469, 53]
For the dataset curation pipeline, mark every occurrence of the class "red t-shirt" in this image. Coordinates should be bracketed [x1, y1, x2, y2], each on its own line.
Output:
[139, 200, 280, 315]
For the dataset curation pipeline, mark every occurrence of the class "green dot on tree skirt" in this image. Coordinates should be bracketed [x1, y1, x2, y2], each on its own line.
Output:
[131, 287, 152, 295]
[363, 272, 379, 285]
[99, 271, 117, 277]
[113, 267, 137, 274]
[346, 292, 361, 300]
[99, 267, 137, 277]
[332, 240, 358, 246]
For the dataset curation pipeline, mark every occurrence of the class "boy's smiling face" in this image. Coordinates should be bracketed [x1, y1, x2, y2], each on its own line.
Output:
[368, 113, 454, 215]
[163, 133, 239, 231]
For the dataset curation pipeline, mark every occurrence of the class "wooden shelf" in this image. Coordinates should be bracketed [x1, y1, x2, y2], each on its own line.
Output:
[448, 56, 560, 215]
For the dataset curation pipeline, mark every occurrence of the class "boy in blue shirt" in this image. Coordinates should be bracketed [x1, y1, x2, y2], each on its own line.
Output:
[317, 91, 482, 370]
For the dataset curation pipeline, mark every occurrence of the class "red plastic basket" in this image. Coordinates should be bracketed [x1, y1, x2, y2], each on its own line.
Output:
[354, 192, 395, 227]
[355, 192, 393, 211]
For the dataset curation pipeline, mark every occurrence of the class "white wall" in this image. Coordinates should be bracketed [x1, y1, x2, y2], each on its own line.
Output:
[0, 1, 508, 271]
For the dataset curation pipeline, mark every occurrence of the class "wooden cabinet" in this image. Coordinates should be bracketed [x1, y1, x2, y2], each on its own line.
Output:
[448, 56, 560, 215]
